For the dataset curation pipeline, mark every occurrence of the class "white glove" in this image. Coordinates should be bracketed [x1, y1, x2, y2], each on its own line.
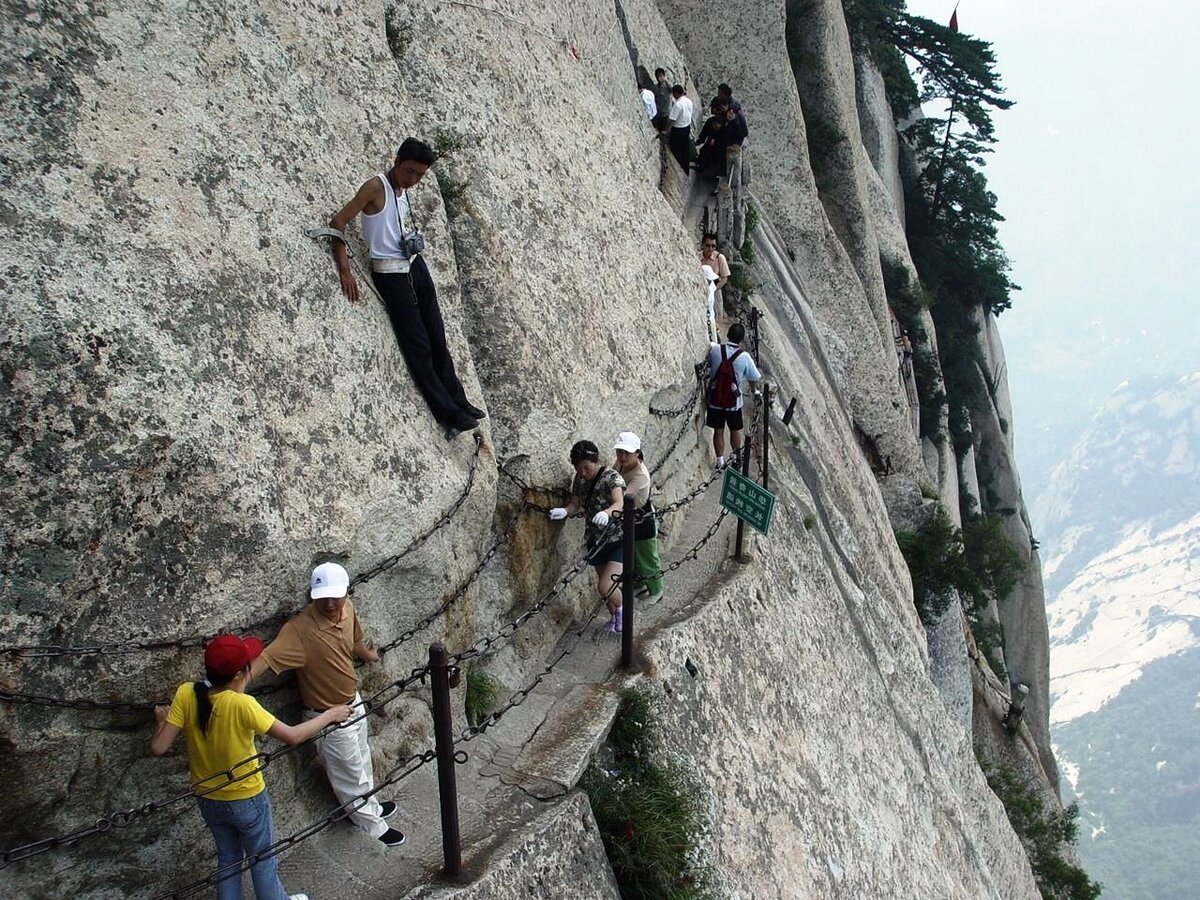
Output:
[592, 511, 610, 528]
[549, 507, 568, 521]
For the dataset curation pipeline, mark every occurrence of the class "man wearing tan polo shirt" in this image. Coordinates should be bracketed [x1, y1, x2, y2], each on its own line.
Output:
[251, 562, 406, 847]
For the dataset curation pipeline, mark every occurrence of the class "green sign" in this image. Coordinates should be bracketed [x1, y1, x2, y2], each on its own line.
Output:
[719, 468, 776, 535]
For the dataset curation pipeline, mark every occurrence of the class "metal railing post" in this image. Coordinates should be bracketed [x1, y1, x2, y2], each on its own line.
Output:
[429, 642, 462, 877]
[621, 494, 635, 669]
[733, 413, 753, 562]
[751, 306, 761, 360]
[762, 383, 771, 491]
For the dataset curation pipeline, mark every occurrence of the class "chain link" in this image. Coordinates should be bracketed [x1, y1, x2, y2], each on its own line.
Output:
[368, 503, 525, 662]
[1, 437, 485, 661]
[153, 747, 438, 899]
[648, 377, 702, 417]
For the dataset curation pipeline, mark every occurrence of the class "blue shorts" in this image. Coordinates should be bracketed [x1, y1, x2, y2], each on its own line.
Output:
[586, 540, 624, 568]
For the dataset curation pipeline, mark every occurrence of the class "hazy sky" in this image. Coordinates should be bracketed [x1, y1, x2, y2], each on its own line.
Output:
[902, 0, 1200, 499]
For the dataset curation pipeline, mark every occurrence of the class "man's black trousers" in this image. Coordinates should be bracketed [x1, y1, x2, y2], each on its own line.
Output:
[669, 126, 691, 173]
[371, 256, 469, 427]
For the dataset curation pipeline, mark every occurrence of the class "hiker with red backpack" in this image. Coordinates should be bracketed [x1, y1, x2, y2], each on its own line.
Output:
[704, 322, 762, 468]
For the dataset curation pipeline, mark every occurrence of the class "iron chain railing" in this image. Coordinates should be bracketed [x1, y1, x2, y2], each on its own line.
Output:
[1, 437, 486, 662]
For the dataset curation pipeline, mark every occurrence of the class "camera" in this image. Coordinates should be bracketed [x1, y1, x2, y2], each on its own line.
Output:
[403, 232, 426, 257]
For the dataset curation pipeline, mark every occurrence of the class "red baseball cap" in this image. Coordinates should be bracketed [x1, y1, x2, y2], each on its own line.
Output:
[204, 634, 265, 677]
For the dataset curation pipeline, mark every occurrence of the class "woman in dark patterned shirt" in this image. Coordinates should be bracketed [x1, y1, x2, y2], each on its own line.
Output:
[548, 440, 627, 632]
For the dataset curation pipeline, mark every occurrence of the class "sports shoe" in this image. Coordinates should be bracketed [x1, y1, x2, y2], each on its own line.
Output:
[379, 800, 398, 820]
[443, 413, 480, 439]
[613, 608, 624, 633]
[644, 591, 664, 605]
[604, 615, 618, 633]
[288, 895, 310, 900]
[379, 827, 407, 847]
[459, 402, 487, 419]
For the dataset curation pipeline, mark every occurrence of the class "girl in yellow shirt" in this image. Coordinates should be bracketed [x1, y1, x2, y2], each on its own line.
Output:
[151, 634, 350, 900]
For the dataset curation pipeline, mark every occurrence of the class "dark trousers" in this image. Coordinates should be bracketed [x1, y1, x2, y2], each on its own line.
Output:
[371, 255, 469, 426]
[669, 126, 692, 172]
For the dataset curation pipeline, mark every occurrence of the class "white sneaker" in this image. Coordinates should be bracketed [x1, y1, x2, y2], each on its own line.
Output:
[289, 894, 310, 900]
[644, 591, 664, 605]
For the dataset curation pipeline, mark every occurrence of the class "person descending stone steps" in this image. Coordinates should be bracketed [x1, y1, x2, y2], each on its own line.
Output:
[151, 634, 352, 900]
[327, 138, 485, 438]
[548, 440, 627, 633]
[250, 563, 406, 848]
[613, 432, 664, 605]
[704, 322, 762, 469]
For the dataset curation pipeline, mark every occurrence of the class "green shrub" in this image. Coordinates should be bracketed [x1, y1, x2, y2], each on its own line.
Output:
[581, 688, 714, 899]
[980, 760, 1103, 900]
[895, 506, 969, 625]
[744, 202, 760, 237]
[895, 507, 1024, 632]
[727, 267, 754, 297]
[464, 667, 504, 728]
[740, 238, 756, 264]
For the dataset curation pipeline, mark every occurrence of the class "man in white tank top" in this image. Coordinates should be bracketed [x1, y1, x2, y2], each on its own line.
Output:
[328, 138, 485, 436]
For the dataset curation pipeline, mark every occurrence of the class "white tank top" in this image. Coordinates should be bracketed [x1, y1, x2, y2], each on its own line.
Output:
[360, 173, 411, 260]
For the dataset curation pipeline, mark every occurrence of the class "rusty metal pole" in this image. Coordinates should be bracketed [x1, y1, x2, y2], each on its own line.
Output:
[733, 407, 753, 562]
[621, 494, 635, 668]
[762, 383, 771, 491]
[428, 642, 462, 877]
[751, 305, 761, 360]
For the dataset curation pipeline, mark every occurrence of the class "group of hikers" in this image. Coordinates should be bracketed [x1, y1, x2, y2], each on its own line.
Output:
[159, 69, 764, 895]
[640, 72, 749, 191]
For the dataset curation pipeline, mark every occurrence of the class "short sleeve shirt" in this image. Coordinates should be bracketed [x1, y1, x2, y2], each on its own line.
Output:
[706, 343, 763, 411]
[166, 684, 276, 800]
[700, 251, 731, 280]
[570, 466, 626, 548]
[621, 462, 652, 507]
[261, 601, 364, 709]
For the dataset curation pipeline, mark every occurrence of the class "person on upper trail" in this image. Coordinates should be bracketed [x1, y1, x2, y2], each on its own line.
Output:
[249, 563, 406, 849]
[652, 67, 674, 131]
[548, 440, 627, 633]
[639, 83, 657, 120]
[667, 84, 694, 172]
[704, 322, 762, 469]
[696, 99, 730, 185]
[715, 82, 748, 136]
[327, 138, 485, 437]
[613, 432, 664, 606]
[151, 634, 352, 900]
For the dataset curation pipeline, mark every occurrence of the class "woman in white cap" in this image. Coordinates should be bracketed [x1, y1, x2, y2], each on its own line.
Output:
[549, 440, 627, 632]
[614, 432, 664, 605]
[151, 634, 351, 900]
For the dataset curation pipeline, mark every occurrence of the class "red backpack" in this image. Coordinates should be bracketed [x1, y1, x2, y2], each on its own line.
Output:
[710, 344, 744, 408]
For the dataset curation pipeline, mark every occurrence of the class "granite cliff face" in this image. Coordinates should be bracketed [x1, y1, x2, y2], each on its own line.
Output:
[1, 1, 1054, 897]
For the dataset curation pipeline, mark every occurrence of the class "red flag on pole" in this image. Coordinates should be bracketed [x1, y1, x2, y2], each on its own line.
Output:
[949, 6, 960, 32]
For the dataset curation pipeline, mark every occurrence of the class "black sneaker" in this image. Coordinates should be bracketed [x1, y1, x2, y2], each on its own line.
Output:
[443, 413, 479, 438]
[379, 827, 406, 847]
[379, 800, 398, 820]
[459, 402, 487, 419]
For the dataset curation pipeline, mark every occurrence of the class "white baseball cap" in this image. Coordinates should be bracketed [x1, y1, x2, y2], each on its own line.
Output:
[310, 562, 350, 599]
[613, 431, 642, 453]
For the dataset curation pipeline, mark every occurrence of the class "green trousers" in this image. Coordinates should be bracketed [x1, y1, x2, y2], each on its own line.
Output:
[634, 536, 663, 596]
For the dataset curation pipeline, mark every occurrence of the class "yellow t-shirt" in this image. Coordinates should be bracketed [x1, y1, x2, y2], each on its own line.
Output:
[166, 683, 277, 801]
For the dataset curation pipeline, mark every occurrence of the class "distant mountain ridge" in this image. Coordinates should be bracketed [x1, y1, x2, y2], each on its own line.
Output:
[1039, 372, 1200, 899]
